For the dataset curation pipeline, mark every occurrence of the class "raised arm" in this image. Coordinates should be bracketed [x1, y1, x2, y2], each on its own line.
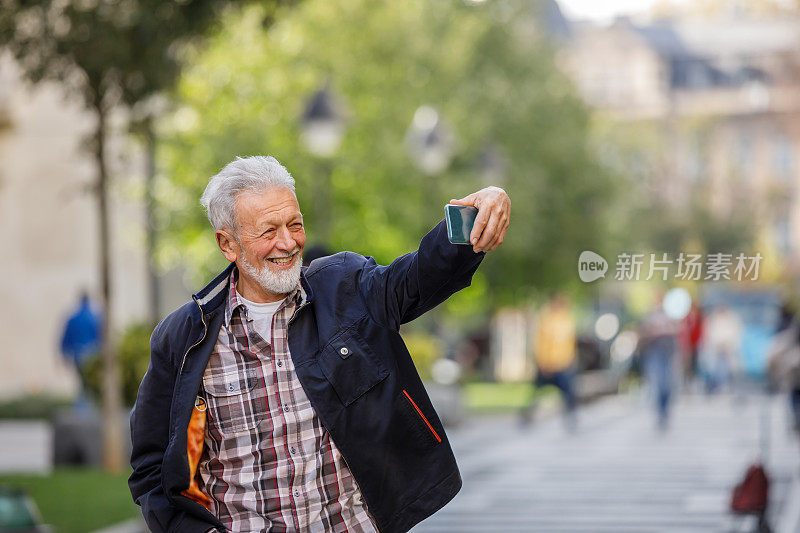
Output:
[357, 187, 510, 329]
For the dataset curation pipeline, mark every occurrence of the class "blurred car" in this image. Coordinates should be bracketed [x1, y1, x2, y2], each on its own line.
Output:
[0, 487, 52, 533]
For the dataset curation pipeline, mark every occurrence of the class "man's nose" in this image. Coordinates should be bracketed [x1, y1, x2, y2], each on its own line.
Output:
[275, 226, 296, 251]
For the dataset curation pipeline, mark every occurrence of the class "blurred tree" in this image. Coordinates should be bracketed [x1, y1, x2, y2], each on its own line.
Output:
[0, 0, 293, 472]
[399, 331, 442, 381]
[631, 197, 756, 257]
[159, 0, 618, 316]
[84, 322, 152, 408]
[121, 1, 297, 327]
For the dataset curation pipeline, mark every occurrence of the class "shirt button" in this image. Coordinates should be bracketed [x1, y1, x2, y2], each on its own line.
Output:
[290, 447, 296, 454]
[340, 347, 349, 356]
[277, 360, 283, 367]
[294, 490, 300, 497]
[283, 405, 290, 412]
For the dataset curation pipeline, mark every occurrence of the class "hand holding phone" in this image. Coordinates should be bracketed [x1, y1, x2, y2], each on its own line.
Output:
[447, 187, 511, 253]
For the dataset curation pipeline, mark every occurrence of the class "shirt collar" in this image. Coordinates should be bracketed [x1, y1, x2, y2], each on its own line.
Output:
[223, 266, 305, 327]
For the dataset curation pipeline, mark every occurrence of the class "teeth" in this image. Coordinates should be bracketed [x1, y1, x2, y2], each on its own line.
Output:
[269, 256, 293, 265]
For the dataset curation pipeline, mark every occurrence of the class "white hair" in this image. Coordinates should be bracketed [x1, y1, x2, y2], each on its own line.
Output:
[200, 156, 296, 233]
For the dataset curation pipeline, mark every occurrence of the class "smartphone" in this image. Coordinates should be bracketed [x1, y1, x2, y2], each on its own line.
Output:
[444, 204, 478, 245]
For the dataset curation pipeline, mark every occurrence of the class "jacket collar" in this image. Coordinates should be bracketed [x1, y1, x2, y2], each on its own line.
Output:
[192, 262, 314, 316]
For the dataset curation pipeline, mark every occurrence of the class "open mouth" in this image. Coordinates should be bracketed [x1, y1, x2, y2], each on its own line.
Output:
[267, 252, 297, 266]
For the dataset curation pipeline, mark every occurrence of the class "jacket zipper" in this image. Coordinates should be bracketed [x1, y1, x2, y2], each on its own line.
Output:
[288, 300, 309, 326]
[171, 297, 216, 520]
[179, 296, 208, 376]
[402, 389, 442, 443]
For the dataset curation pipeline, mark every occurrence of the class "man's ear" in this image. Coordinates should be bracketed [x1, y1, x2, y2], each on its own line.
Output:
[216, 229, 238, 263]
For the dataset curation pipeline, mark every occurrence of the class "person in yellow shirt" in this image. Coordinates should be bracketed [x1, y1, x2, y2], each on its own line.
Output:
[521, 293, 577, 427]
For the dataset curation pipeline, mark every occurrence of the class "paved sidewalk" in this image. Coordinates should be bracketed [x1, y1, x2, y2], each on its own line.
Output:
[412, 392, 800, 533]
[90, 518, 146, 533]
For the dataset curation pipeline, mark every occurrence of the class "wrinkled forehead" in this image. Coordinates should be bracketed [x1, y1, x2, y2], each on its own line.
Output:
[234, 186, 302, 229]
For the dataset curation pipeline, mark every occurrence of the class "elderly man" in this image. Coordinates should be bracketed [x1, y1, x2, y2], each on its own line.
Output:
[129, 156, 510, 533]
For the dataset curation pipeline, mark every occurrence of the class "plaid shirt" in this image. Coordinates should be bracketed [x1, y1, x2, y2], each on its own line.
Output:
[199, 269, 377, 532]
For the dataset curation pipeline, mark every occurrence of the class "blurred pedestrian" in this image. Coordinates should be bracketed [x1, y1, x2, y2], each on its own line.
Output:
[521, 293, 577, 429]
[639, 294, 679, 430]
[767, 302, 800, 432]
[59, 291, 102, 399]
[776, 301, 795, 333]
[679, 302, 703, 383]
[699, 305, 742, 394]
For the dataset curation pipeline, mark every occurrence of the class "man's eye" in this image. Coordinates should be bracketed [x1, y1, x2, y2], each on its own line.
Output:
[292, 223, 303, 229]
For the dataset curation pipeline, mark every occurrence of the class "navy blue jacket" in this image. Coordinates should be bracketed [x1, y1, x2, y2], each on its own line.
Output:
[129, 219, 484, 532]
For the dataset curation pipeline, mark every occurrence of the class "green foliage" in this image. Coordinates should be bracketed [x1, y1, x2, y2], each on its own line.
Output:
[158, 0, 617, 310]
[0, 0, 251, 111]
[0, 396, 71, 421]
[401, 331, 442, 381]
[636, 199, 756, 256]
[85, 322, 152, 407]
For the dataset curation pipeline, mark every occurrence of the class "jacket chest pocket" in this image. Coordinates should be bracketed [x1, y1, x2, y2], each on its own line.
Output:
[203, 370, 264, 438]
[318, 328, 389, 407]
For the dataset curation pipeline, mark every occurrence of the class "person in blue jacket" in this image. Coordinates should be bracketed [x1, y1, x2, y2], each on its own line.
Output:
[128, 156, 510, 533]
[60, 291, 102, 394]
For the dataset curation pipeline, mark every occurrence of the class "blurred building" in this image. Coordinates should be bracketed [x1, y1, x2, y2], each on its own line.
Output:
[559, 10, 800, 262]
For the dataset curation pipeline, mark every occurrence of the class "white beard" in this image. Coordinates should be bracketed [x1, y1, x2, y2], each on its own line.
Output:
[239, 249, 302, 296]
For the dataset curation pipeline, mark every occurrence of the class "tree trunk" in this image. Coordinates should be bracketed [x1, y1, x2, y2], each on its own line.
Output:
[144, 118, 159, 326]
[95, 100, 125, 473]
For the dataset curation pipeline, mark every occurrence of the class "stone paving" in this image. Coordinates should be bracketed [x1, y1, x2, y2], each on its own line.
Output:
[412, 392, 800, 533]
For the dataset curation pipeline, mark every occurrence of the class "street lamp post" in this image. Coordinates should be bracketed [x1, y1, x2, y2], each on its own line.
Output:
[300, 84, 346, 246]
[405, 105, 454, 230]
[405, 105, 454, 177]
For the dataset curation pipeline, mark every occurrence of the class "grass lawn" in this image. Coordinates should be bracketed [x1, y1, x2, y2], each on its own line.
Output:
[463, 381, 556, 413]
[0, 467, 139, 533]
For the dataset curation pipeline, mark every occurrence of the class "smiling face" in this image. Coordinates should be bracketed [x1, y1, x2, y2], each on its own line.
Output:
[215, 187, 306, 303]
